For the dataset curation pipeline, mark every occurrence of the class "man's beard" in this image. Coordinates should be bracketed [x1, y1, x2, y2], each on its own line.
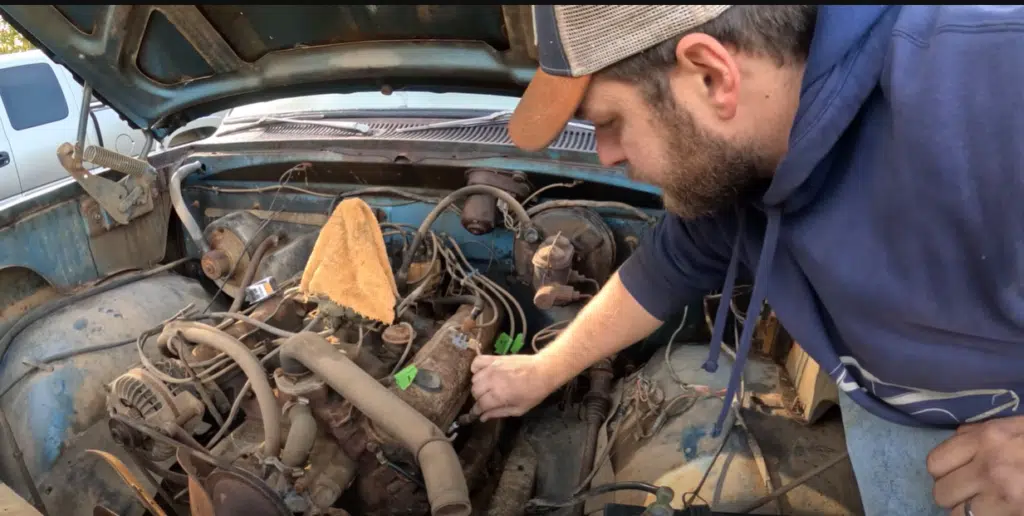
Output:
[633, 100, 773, 220]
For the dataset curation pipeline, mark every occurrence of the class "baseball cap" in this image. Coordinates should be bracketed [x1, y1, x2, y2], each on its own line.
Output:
[509, 5, 733, 151]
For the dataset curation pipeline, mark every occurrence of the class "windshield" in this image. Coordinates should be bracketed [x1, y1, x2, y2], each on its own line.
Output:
[224, 91, 522, 121]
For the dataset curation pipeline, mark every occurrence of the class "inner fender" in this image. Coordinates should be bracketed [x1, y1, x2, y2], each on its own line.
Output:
[0, 273, 218, 516]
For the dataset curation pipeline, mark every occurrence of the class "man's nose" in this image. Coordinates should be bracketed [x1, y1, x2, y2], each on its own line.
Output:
[595, 134, 626, 168]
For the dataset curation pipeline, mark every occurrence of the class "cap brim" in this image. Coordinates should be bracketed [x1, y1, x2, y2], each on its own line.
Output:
[509, 68, 591, 152]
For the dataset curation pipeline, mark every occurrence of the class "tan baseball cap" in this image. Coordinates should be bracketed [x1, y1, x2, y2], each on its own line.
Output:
[509, 5, 733, 151]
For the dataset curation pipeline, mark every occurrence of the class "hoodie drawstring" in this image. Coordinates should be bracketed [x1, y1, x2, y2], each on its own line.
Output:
[701, 216, 745, 374]
[704, 210, 782, 436]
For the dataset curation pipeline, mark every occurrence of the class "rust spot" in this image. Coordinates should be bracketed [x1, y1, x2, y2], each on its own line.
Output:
[0, 286, 60, 325]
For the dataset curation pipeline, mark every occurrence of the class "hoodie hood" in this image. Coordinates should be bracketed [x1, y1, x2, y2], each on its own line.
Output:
[762, 5, 898, 211]
[703, 5, 902, 436]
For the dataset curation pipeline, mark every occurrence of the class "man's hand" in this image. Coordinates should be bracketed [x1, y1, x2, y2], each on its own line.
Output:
[468, 273, 662, 422]
[470, 354, 559, 422]
[928, 416, 1024, 515]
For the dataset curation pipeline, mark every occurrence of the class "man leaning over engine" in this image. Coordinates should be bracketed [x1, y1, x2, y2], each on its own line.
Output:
[470, 5, 1024, 515]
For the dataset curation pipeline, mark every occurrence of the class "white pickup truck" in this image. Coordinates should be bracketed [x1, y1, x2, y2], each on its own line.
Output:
[0, 50, 151, 202]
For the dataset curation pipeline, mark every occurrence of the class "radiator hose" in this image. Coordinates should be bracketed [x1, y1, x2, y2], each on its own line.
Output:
[279, 332, 471, 516]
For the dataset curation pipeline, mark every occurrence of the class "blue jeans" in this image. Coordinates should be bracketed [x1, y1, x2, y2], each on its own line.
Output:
[839, 393, 952, 515]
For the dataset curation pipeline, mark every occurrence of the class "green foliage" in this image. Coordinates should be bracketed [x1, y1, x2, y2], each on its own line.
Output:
[0, 20, 33, 55]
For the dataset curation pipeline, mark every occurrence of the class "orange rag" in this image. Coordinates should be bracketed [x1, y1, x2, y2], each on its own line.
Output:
[300, 198, 397, 324]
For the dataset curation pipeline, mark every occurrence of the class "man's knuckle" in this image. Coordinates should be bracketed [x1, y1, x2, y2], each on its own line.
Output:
[980, 425, 1009, 447]
[989, 464, 1021, 494]
[925, 451, 943, 477]
[931, 484, 949, 508]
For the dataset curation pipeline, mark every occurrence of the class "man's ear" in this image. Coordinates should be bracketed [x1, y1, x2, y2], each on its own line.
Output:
[672, 33, 740, 120]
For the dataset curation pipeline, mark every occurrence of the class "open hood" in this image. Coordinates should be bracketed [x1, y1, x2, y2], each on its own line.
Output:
[0, 5, 539, 138]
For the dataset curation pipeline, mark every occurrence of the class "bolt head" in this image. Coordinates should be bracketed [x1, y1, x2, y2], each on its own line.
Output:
[523, 227, 541, 244]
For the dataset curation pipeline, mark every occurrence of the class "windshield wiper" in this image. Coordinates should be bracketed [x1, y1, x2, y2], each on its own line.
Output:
[216, 115, 374, 137]
[392, 110, 594, 134]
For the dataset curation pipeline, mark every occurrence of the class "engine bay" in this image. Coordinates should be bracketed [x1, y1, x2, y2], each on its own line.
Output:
[0, 160, 862, 516]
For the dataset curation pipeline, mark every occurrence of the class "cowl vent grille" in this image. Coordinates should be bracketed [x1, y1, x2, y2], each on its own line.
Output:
[217, 120, 597, 153]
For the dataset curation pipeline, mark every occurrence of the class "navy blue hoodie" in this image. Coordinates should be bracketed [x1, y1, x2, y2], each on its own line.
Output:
[619, 5, 1024, 434]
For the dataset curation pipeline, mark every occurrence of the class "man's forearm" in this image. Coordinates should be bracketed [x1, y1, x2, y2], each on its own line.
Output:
[535, 271, 663, 388]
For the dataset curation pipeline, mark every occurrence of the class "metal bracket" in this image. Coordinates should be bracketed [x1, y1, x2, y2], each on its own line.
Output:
[59, 142, 154, 225]
[61, 82, 158, 226]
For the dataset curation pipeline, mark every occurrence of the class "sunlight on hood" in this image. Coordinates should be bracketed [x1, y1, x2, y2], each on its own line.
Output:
[226, 91, 522, 120]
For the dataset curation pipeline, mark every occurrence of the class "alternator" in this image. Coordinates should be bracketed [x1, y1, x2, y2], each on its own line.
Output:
[106, 368, 205, 461]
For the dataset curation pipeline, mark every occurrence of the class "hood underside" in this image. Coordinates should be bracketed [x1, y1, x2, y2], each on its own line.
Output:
[0, 5, 539, 138]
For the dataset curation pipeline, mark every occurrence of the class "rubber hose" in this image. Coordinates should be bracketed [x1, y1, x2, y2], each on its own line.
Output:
[281, 403, 317, 467]
[396, 184, 531, 291]
[227, 234, 279, 313]
[159, 321, 281, 458]
[279, 332, 471, 516]
[170, 161, 209, 253]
